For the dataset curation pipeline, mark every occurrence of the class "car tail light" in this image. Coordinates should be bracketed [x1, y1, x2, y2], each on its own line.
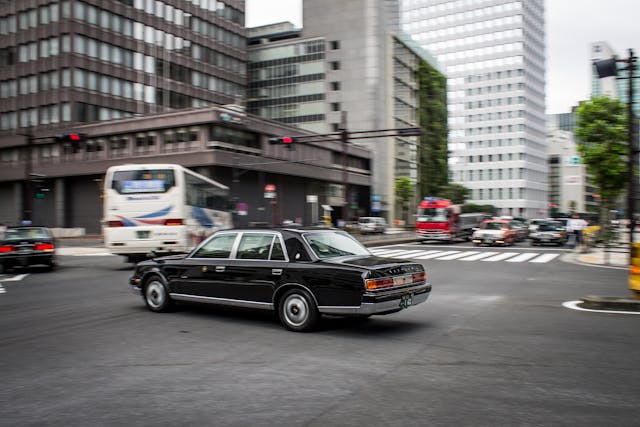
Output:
[34, 243, 55, 252]
[0, 245, 15, 253]
[108, 220, 124, 227]
[365, 271, 426, 290]
[412, 271, 427, 283]
[164, 218, 183, 226]
[365, 277, 394, 290]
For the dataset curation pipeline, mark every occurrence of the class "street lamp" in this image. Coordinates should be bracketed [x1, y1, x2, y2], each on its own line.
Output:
[593, 49, 638, 261]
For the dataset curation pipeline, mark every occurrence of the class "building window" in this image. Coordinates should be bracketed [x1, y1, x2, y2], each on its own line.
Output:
[330, 61, 340, 70]
[331, 102, 340, 112]
[330, 81, 340, 91]
[330, 40, 340, 50]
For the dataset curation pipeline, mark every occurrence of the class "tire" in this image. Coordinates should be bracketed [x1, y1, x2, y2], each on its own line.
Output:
[143, 275, 173, 312]
[278, 288, 319, 332]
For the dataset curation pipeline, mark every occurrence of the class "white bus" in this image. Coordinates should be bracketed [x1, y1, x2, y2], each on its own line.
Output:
[103, 164, 232, 262]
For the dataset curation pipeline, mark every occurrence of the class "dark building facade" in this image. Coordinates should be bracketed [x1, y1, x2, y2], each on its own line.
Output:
[0, 105, 372, 233]
[0, 0, 246, 129]
[0, 1, 374, 232]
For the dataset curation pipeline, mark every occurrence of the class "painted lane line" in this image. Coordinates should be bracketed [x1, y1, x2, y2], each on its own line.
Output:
[506, 252, 540, 263]
[0, 285, 5, 294]
[395, 250, 435, 259]
[369, 249, 412, 256]
[416, 251, 460, 260]
[530, 253, 560, 263]
[0, 274, 29, 282]
[370, 249, 421, 257]
[436, 251, 479, 260]
[482, 252, 519, 262]
[460, 252, 499, 261]
[563, 300, 640, 315]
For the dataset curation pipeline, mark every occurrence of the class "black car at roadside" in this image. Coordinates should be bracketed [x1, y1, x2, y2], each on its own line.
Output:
[130, 227, 431, 331]
[0, 226, 57, 273]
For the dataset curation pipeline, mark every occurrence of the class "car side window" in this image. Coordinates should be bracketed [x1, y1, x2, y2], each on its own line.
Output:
[192, 233, 237, 258]
[236, 233, 274, 260]
[285, 237, 310, 261]
[270, 239, 286, 261]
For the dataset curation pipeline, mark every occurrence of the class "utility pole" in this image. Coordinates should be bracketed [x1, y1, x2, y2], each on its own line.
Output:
[626, 48, 637, 256]
[340, 111, 349, 221]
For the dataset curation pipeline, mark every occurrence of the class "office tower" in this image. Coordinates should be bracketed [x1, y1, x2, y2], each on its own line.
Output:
[401, 0, 547, 218]
[249, 0, 445, 222]
[0, 0, 246, 133]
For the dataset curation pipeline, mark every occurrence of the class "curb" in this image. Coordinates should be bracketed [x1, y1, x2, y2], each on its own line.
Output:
[580, 294, 640, 312]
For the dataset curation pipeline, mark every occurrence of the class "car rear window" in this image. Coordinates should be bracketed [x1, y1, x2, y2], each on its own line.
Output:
[5, 228, 50, 240]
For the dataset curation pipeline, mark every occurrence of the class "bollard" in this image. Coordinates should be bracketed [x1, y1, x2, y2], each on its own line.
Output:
[629, 243, 640, 299]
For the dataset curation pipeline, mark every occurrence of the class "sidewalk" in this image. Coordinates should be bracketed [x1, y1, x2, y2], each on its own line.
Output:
[574, 245, 628, 268]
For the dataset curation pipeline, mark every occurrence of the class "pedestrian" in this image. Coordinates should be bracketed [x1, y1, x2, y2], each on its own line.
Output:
[567, 214, 588, 249]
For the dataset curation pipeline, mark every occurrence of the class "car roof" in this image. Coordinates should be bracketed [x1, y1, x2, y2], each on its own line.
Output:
[219, 227, 341, 234]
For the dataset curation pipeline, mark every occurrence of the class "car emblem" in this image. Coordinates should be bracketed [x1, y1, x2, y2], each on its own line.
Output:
[202, 266, 208, 273]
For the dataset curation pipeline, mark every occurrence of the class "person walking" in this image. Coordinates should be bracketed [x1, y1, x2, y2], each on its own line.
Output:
[567, 214, 588, 249]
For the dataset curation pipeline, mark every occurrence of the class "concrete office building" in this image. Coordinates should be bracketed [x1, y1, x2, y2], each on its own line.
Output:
[0, 1, 373, 231]
[401, 0, 547, 218]
[248, 0, 443, 222]
[0, 0, 247, 130]
[546, 124, 595, 215]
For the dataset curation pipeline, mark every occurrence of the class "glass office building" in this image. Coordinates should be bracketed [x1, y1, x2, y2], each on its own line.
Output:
[401, 0, 547, 218]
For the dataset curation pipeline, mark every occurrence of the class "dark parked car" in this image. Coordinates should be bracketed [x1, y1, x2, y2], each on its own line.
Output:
[0, 226, 57, 273]
[130, 227, 431, 331]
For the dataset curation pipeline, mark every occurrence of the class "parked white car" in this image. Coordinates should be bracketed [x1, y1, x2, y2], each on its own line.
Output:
[358, 217, 387, 234]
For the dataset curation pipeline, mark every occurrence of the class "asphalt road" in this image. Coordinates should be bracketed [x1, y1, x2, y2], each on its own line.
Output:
[1, 249, 638, 426]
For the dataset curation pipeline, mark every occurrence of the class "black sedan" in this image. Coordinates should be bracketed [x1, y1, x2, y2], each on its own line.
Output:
[0, 226, 57, 273]
[130, 227, 431, 331]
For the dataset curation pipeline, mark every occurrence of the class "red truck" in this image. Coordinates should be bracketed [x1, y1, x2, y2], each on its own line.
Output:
[415, 198, 486, 243]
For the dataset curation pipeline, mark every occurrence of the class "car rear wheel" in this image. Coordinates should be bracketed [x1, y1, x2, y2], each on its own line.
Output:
[144, 276, 173, 312]
[278, 288, 319, 332]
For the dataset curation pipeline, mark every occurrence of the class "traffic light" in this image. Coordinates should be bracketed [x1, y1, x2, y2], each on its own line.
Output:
[55, 133, 85, 143]
[268, 136, 295, 149]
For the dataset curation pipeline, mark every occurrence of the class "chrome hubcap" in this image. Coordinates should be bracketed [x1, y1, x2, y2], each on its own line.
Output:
[146, 281, 165, 308]
[284, 294, 308, 326]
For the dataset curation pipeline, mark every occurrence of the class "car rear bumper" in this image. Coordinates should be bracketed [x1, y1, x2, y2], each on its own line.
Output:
[318, 282, 431, 316]
[0, 253, 55, 268]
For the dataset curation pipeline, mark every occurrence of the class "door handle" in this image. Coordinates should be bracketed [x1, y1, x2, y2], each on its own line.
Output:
[215, 266, 225, 272]
[271, 268, 283, 276]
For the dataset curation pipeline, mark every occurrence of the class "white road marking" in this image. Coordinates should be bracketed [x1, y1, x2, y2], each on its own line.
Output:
[0, 285, 5, 294]
[370, 246, 563, 264]
[530, 253, 560, 263]
[506, 253, 540, 263]
[482, 252, 519, 262]
[416, 251, 460, 259]
[0, 274, 29, 282]
[436, 251, 479, 260]
[460, 252, 499, 261]
[395, 250, 434, 259]
[563, 300, 640, 315]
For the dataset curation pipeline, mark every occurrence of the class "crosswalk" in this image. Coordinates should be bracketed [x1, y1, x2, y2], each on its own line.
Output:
[369, 247, 561, 264]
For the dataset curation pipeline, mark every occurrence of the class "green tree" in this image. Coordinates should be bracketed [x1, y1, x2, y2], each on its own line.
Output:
[575, 96, 628, 237]
[439, 183, 471, 204]
[394, 177, 414, 224]
[417, 60, 448, 197]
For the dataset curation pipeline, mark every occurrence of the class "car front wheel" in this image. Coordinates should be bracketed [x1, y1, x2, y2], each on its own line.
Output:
[278, 288, 319, 332]
[144, 276, 173, 312]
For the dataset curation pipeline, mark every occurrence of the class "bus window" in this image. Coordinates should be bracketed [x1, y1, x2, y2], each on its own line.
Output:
[112, 169, 175, 194]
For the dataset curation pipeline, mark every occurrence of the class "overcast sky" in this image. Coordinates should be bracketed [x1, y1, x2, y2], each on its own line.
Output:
[245, 0, 640, 114]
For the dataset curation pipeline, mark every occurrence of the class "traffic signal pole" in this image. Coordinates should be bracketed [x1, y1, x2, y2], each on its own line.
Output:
[269, 121, 421, 222]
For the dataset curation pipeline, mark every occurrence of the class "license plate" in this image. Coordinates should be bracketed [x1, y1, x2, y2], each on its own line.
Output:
[399, 293, 413, 309]
[484, 239, 492, 243]
[137, 231, 150, 239]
